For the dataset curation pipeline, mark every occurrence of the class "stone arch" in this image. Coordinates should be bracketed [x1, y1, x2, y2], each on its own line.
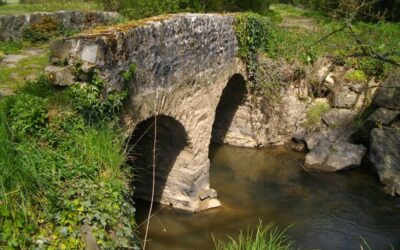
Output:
[128, 115, 190, 206]
[211, 73, 248, 144]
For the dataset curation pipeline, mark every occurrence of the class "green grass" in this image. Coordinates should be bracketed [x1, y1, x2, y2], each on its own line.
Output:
[0, 0, 102, 15]
[0, 76, 136, 248]
[266, 4, 400, 79]
[0, 47, 49, 90]
[214, 222, 294, 250]
[306, 99, 331, 128]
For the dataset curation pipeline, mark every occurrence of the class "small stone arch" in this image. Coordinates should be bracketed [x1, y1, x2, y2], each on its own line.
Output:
[211, 73, 248, 144]
[128, 115, 190, 206]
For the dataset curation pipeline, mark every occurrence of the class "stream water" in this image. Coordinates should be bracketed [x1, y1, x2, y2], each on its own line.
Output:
[135, 144, 400, 250]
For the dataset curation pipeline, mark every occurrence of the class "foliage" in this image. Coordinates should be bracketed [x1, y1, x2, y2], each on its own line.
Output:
[235, 12, 272, 89]
[122, 63, 137, 83]
[98, 0, 273, 19]
[287, 0, 400, 21]
[7, 93, 48, 138]
[214, 222, 294, 250]
[306, 99, 330, 128]
[69, 70, 128, 121]
[0, 76, 136, 248]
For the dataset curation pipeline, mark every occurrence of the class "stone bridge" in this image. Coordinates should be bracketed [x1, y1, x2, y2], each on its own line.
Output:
[48, 13, 258, 211]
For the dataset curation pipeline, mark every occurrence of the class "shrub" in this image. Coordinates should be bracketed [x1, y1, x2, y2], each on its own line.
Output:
[235, 12, 272, 89]
[69, 70, 127, 121]
[7, 94, 48, 138]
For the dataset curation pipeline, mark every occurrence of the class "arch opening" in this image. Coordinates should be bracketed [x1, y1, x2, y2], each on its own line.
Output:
[128, 115, 189, 204]
[211, 74, 248, 144]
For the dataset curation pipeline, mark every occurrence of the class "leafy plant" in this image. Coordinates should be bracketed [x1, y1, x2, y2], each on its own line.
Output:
[235, 12, 272, 89]
[69, 70, 128, 121]
[7, 94, 48, 138]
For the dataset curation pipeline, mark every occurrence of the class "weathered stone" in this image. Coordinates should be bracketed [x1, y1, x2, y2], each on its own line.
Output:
[333, 86, 358, 108]
[0, 11, 120, 41]
[198, 198, 221, 211]
[322, 108, 355, 128]
[199, 188, 218, 200]
[304, 141, 366, 172]
[352, 107, 400, 145]
[45, 65, 75, 86]
[369, 127, 400, 196]
[349, 83, 366, 94]
[373, 72, 400, 110]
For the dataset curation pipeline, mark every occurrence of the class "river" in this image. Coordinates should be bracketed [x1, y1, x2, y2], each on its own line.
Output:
[135, 144, 400, 250]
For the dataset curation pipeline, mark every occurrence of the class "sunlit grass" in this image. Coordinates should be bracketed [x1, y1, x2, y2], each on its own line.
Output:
[214, 222, 295, 250]
[0, 0, 102, 15]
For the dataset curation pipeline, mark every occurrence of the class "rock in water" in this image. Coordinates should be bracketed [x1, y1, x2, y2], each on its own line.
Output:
[369, 127, 400, 196]
[304, 140, 366, 172]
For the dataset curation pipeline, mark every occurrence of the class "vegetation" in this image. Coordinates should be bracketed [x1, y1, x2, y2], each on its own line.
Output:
[214, 222, 294, 250]
[0, 48, 49, 90]
[0, 74, 136, 248]
[99, 0, 273, 19]
[0, 0, 102, 15]
[306, 99, 331, 128]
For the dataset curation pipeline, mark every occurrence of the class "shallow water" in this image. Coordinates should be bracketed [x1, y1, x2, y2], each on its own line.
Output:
[135, 144, 400, 250]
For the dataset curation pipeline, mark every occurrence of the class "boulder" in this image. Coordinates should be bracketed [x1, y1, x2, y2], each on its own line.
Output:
[333, 86, 358, 108]
[322, 108, 355, 128]
[373, 72, 400, 110]
[352, 107, 400, 145]
[369, 127, 400, 196]
[304, 140, 366, 172]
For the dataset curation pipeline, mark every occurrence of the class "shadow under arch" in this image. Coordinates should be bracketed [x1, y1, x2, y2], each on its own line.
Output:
[210, 73, 248, 146]
[128, 115, 189, 203]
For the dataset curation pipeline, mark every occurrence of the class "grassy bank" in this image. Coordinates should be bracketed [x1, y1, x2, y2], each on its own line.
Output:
[0, 74, 136, 248]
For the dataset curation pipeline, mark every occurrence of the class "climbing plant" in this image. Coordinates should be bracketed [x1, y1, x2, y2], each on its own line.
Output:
[235, 12, 272, 90]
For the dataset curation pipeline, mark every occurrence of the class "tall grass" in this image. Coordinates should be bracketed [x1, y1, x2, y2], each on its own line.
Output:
[214, 222, 295, 250]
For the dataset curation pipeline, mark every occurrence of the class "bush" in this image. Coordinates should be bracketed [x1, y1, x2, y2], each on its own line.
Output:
[69, 70, 127, 121]
[7, 94, 48, 138]
[235, 12, 272, 89]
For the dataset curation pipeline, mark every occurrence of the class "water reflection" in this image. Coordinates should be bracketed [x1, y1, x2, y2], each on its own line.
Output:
[136, 144, 400, 250]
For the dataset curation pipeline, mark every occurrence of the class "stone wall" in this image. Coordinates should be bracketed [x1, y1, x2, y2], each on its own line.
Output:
[0, 11, 120, 41]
